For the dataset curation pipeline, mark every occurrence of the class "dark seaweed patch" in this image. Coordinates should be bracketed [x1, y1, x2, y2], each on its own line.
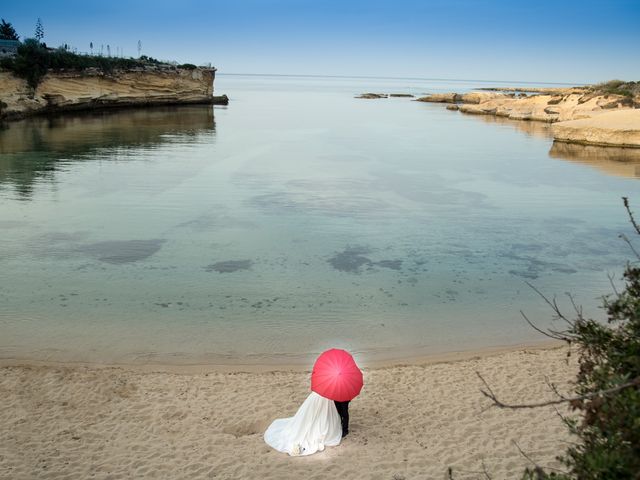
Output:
[205, 260, 253, 273]
[79, 239, 165, 264]
[374, 259, 403, 270]
[502, 252, 577, 279]
[328, 246, 372, 273]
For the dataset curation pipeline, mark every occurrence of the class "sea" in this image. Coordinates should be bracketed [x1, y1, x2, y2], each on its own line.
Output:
[1, 73, 639, 366]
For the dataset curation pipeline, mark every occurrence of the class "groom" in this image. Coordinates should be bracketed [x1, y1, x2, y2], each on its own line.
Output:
[334, 400, 350, 437]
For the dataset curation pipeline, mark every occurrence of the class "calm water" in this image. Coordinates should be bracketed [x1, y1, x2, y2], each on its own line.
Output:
[1, 75, 639, 366]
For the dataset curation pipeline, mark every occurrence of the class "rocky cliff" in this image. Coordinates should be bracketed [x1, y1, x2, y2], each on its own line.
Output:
[0, 68, 228, 119]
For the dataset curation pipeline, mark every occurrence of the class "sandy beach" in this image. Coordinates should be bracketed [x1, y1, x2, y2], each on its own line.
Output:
[0, 345, 577, 479]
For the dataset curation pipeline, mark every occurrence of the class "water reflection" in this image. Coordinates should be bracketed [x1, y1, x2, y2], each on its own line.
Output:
[549, 142, 640, 179]
[460, 111, 640, 179]
[465, 113, 554, 140]
[0, 105, 216, 198]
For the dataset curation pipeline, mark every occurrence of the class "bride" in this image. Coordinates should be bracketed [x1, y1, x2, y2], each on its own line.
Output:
[264, 391, 342, 456]
[264, 348, 362, 456]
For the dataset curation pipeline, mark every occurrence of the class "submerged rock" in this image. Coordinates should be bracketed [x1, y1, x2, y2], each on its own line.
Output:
[205, 260, 254, 273]
[79, 239, 165, 264]
[355, 93, 388, 99]
[328, 246, 372, 273]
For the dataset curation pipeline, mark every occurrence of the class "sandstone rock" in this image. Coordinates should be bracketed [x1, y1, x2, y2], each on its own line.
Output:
[213, 94, 229, 105]
[446, 104, 459, 111]
[599, 100, 621, 109]
[552, 109, 640, 148]
[459, 91, 508, 104]
[415, 93, 459, 103]
[0, 68, 219, 119]
[356, 93, 388, 99]
[455, 91, 635, 124]
[389, 93, 414, 98]
[578, 93, 598, 104]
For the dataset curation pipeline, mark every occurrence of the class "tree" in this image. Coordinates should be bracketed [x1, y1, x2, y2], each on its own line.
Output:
[12, 38, 50, 89]
[0, 19, 19, 40]
[90, 42, 93, 54]
[137, 39, 142, 58]
[479, 197, 640, 479]
[34, 18, 44, 42]
[106, 44, 110, 57]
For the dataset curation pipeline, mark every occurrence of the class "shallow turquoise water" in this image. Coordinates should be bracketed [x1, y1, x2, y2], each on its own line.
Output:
[0, 75, 639, 365]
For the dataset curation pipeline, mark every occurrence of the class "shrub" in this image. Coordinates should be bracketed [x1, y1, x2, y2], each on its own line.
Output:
[524, 198, 640, 479]
[12, 38, 50, 89]
[1, 42, 204, 89]
[594, 80, 640, 98]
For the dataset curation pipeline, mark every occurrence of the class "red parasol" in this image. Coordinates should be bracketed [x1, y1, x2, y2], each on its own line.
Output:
[311, 349, 363, 401]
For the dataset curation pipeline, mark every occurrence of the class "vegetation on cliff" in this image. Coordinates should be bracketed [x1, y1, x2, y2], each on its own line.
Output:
[592, 80, 640, 99]
[0, 19, 209, 90]
[0, 39, 179, 89]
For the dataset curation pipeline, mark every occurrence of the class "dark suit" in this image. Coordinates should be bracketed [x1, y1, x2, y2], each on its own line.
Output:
[334, 400, 350, 437]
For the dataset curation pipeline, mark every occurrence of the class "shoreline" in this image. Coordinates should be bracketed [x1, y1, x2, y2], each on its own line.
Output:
[1, 344, 576, 478]
[0, 339, 563, 374]
[0, 95, 229, 122]
[0, 68, 228, 121]
[412, 86, 640, 148]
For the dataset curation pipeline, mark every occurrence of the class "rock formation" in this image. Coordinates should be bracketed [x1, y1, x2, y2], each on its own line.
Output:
[355, 93, 389, 99]
[416, 87, 640, 148]
[417, 90, 634, 123]
[552, 109, 640, 148]
[0, 68, 228, 119]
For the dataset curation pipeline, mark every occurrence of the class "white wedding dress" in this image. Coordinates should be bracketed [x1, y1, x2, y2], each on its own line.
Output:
[264, 391, 342, 456]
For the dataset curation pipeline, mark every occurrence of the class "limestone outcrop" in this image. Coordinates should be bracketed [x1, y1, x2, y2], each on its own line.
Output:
[355, 92, 415, 99]
[458, 93, 633, 123]
[552, 109, 640, 148]
[0, 68, 228, 119]
[415, 93, 459, 103]
[417, 90, 634, 123]
[355, 93, 388, 99]
[416, 87, 640, 147]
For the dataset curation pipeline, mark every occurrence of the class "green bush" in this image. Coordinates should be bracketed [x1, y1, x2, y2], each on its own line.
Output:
[526, 198, 640, 479]
[594, 80, 639, 98]
[0, 40, 200, 89]
[11, 38, 50, 89]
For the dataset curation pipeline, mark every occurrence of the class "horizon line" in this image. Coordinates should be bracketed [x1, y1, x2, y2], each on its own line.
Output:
[216, 72, 582, 86]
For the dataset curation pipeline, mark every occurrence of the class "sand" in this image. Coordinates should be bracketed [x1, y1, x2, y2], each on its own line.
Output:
[0, 346, 577, 479]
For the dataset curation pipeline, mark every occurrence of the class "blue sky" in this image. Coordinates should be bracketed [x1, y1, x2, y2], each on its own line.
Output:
[2, 0, 639, 83]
